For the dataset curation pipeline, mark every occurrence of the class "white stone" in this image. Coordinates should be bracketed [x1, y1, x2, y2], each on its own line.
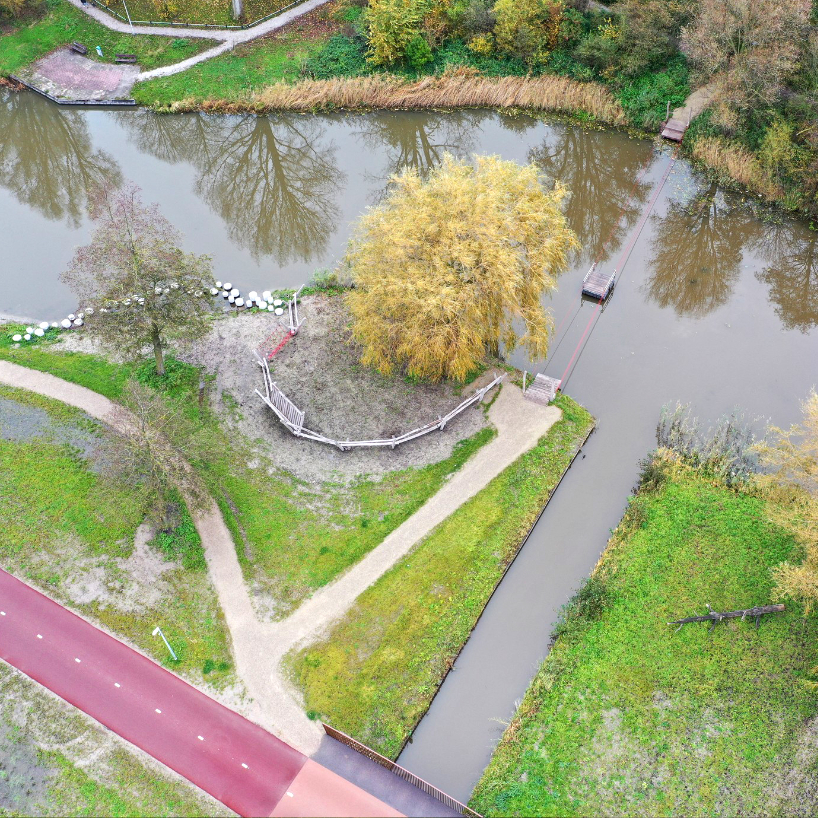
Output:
[224, 282, 232, 291]
[50, 322, 58, 328]
[257, 301, 267, 310]
[76, 312, 84, 319]
[222, 290, 229, 298]
[84, 308, 94, 316]
[228, 296, 235, 304]
[25, 326, 34, 334]
[170, 282, 179, 289]
[273, 299, 283, 307]
[61, 319, 72, 329]
[215, 280, 222, 289]
[274, 307, 284, 316]
[268, 305, 276, 312]
[235, 298, 245, 307]
[23, 334, 31, 340]
[262, 290, 272, 302]
[230, 288, 240, 298]
[11, 334, 21, 342]
[210, 287, 219, 296]
[34, 328, 44, 337]
[248, 291, 258, 300]
[73, 318, 83, 327]
[39, 321, 50, 330]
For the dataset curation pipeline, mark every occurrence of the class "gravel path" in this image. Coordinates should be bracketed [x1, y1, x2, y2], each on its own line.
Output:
[61, 0, 331, 81]
[0, 360, 560, 757]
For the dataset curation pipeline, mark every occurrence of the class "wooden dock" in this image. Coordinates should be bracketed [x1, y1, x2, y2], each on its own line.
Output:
[660, 117, 687, 142]
[582, 263, 617, 300]
[524, 374, 560, 405]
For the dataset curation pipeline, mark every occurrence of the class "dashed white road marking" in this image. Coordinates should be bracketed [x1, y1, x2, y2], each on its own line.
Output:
[241, 763, 248, 769]
[36, 634, 42, 639]
[75, 658, 81, 663]
[155, 708, 162, 714]
[114, 683, 121, 688]
[286, 792, 294, 798]
[197, 735, 204, 741]
[1, 611, 5, 615]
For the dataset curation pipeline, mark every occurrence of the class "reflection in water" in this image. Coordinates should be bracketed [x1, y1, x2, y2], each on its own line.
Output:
[529, 126, 651, 264]
[354, 111, 478, 188]
[754, 223, 818, 332]
[123, 112, 344, 264]
[0, 92, 121, 226]
[645, 185, 758, 317]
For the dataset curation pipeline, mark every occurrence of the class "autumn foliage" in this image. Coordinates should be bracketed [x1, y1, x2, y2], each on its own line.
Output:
[345, 154, 578, 382]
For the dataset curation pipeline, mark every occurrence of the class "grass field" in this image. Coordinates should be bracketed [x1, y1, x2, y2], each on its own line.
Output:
[0, 0, 214, 76]
[471, 456, 818, 817]
[287, 395, 594, 758]
[0, 384, 235, 687]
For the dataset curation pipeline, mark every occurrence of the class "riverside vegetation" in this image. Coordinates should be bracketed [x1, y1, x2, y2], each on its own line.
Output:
[471, 429, 818, 815]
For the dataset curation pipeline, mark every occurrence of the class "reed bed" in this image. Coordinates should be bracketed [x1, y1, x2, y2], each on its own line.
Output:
[177, 70, 627, 124]
[692, 135, 784, 202]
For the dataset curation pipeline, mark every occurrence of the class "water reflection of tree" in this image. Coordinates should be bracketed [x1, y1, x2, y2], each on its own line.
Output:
[645, 185, 758, 317]
[354, 111, 478, 192]
[0, 92, 121, 226]
[528, 126, 651, 265]
[122, 111, 344, 264]
[753, 222, 818, 332]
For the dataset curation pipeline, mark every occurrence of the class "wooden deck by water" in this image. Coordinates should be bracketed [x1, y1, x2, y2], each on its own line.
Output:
[582, 263, 616, 300]
[523, 373, 560, 406]
[660, 117, 687, 142]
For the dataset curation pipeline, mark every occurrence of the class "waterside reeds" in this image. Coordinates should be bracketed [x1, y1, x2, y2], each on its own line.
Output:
[168, 69, 627, 124]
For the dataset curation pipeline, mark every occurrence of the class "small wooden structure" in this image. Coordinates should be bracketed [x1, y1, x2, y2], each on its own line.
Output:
[661, 117, 687, 142]
[669, 603, 785, 632]
[523, 373, 560, 406]
[69, 42, 88, 55]
[582, 262, 617, 300]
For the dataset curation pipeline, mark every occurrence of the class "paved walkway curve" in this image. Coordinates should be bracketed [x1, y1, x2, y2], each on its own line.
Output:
[61, 0, 331, 81]
[0, 360, 560, 759]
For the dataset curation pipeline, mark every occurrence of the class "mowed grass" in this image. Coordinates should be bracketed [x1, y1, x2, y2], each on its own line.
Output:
[216, 427, 495, 618]
[0, 387, 234, 686]
[287, 395, 594, 758]
[471, 460, 818, 817]
[133, 5, 336, 106]
[0, 0, 215, 76]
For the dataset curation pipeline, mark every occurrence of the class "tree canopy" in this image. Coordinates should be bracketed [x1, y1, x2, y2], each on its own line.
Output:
[345, 153, 578, 382]
[62, 183, 213, 375]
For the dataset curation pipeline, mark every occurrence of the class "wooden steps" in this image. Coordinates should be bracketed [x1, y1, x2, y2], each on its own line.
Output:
[582, 263, 616, 300]
[661, 117, 687, 142]
[524, 374, 560, 405]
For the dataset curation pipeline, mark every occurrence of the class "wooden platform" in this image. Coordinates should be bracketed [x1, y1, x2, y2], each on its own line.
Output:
[661, 117, 687, 142]
[524, 374, 560, 405]
[582, 263, 616, 300]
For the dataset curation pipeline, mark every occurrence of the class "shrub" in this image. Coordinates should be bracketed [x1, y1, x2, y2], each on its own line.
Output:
[364, 0, 431, 66]
[406, 33, 434, 69]
[493, 0, 565, 65]
[617, 56, 689, 128]
[305, 34, 368, 79]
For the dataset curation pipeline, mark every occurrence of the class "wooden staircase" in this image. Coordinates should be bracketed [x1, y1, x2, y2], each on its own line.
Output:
[660, 117, 687, 142]
[524, 374, 560, 405]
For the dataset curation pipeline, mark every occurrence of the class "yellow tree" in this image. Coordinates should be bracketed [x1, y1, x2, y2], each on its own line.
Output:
[756, 391, 818, 613]
[345, 153, 578, 382]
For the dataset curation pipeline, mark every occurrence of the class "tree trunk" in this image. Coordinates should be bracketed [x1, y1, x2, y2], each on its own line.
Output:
[152, 323, 165, 376]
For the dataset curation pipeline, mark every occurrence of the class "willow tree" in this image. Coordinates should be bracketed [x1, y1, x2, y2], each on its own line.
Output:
[345, 153, 578, 381]
[62, 183, 213, 376]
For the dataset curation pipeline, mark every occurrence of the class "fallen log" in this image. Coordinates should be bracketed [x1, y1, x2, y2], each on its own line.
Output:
[669, 603, 785, 632]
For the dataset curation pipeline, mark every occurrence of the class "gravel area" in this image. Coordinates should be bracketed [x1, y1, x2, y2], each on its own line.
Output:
[179, 294, 490, 483]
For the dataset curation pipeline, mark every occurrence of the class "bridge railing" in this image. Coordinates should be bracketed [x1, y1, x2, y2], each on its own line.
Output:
[322, 723, 481, 817]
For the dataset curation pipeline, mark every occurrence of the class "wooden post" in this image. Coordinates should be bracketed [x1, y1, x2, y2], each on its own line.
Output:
[666, 100, 670, 122]
[522, 371, 527, 393]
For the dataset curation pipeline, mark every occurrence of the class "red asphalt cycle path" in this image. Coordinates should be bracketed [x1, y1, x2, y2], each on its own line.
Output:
[0, 567, 305, 817]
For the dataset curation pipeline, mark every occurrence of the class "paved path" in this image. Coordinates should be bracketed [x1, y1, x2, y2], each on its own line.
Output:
[61, 0, 331, 81]
[0, 569, 399, 817]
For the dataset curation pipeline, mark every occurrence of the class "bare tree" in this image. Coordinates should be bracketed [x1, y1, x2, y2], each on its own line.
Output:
[62, 183, 214, 376]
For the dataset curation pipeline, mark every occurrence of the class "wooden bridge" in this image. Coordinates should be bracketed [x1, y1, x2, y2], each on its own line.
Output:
[582, 262, 617, 300]
[523, 373, 561, 406]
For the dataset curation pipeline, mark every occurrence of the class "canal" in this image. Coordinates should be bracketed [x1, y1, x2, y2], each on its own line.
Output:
[2, 89, 817, 803]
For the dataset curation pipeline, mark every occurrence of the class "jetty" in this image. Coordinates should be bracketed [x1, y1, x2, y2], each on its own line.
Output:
[523, 373, 561, 405]
[581, 262, 616, 300]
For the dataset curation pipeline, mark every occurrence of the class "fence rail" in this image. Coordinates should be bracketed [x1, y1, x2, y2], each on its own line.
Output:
[254, 354, 503, 451]
[322, 723, 481, 817]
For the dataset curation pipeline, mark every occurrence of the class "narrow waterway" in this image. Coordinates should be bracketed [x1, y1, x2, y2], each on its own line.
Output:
[2, 90, 817, 803]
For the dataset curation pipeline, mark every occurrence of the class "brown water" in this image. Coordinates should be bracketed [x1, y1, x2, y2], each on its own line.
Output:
[2, 90, 817, 801]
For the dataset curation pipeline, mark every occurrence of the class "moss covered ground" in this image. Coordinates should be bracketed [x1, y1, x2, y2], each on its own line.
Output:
[471, 458, 818, 817]
[287, 395, 594, 758]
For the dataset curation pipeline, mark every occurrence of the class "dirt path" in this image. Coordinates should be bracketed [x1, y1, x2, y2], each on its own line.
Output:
[0, 360, 559, 756]
[670, 82, 715, 127]
[61, 0, 331, 81]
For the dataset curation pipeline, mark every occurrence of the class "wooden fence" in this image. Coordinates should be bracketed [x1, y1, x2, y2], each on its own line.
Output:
[322, 723, 481, 817]
[254, 353, 503, 451]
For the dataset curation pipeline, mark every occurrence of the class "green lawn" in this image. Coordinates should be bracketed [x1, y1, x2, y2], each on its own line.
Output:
[471, 458, 818, 817]
[0, 0, 214, 76]
[287, 395, 594, 758]
[0, 663, 230, 816]
[0, 384, 235, 686]
[132, 5, 333, 106]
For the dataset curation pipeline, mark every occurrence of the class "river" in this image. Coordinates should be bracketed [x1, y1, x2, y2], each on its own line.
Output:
[2, 89, 817, 803]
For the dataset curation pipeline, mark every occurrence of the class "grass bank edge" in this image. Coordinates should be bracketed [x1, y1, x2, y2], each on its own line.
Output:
[470, 456, 818, 817]
[286, 393, 595, 758]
